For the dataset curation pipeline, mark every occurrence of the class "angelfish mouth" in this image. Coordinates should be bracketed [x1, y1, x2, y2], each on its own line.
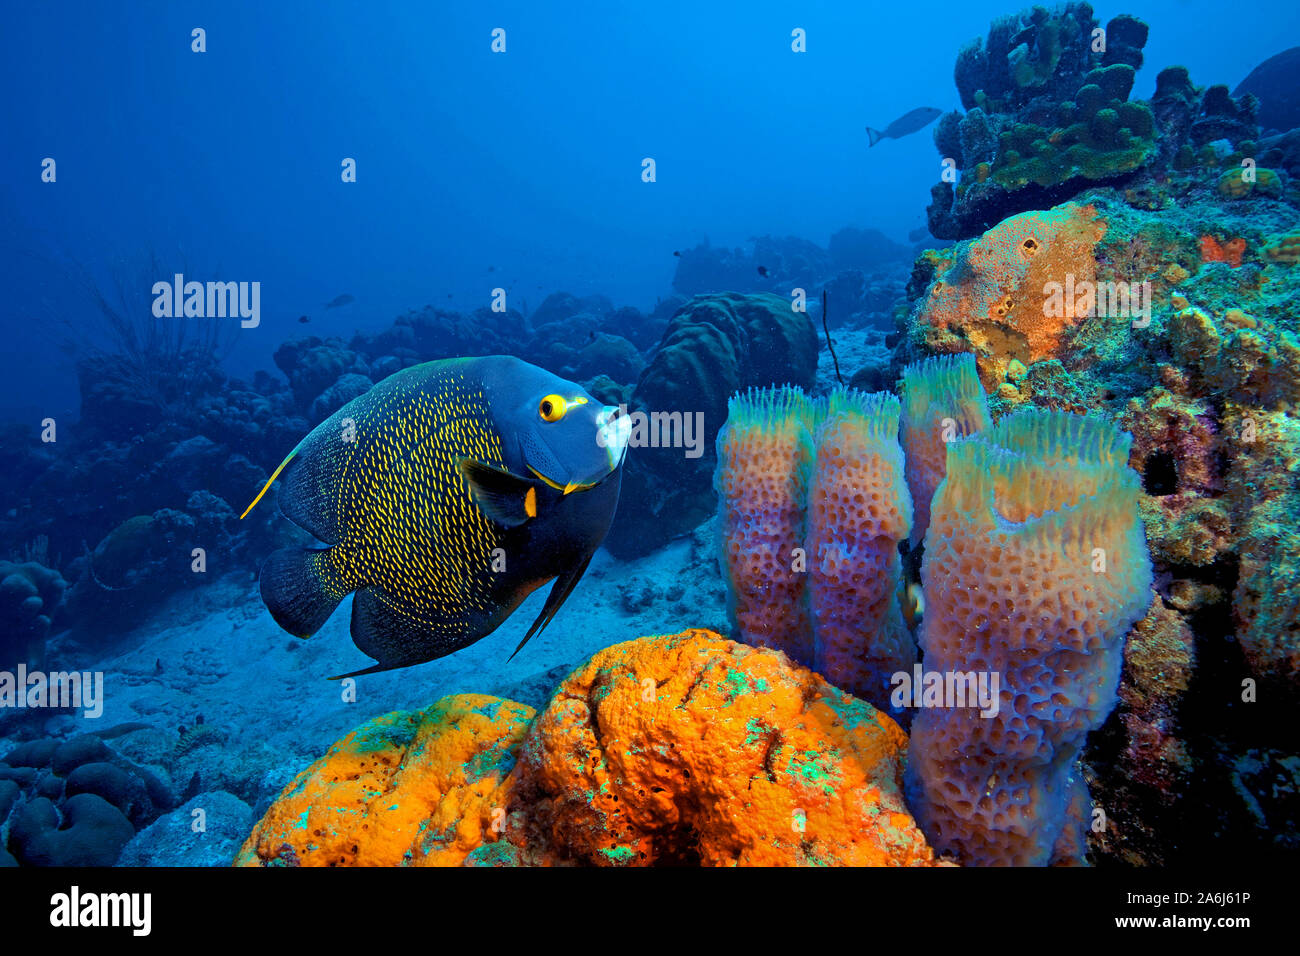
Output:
[596, 404, 631, 470]
[527, 466, 605, 495]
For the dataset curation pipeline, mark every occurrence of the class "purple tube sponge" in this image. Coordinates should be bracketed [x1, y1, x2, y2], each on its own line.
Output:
[904, 408, 1152, 865]
[807, 389, 915, 723]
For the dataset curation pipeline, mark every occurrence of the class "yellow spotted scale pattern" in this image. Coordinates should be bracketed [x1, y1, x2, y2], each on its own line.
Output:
[302, 362, 508, 637]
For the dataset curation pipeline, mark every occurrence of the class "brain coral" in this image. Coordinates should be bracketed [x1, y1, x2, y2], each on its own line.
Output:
[900, 353, 992, 547]
[239, 632, 940, 867]
[904, 408, 1152, 865]
[910, 203, 1108, 390]
[605, 292, 818, 559]
[807, 389, 915, 721]
[1263, 229, 1300, 265]
[714, 387, 819, 667]
[0, 560, 66, 668]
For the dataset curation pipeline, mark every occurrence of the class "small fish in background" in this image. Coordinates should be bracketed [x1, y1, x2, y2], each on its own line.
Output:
[324, 293, 355, 309]
[757, 265, 771, 277]
[487, 265, 496, 272]
[901, 581, 925, 628]
[298, 315, 311, 324]
[672, 250, 682, 257]
[865, 107, 943, 147]
[241, 356, 631, 677]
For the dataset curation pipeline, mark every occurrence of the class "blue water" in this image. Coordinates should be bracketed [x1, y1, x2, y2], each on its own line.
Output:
[3, 0, 1295, 421]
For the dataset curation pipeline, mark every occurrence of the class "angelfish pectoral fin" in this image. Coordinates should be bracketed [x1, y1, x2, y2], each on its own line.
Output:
[259, 547, 345, 639]
[457, 457, 540, 528]
[508, 553, 594, 662]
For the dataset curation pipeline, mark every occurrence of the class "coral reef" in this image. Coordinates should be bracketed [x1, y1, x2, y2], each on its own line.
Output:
[928, 6, 1272, 240]
[62, 508, 230, 636]
[1232, 47, 1300, 135]
[1224, 407, 1300, 690]
[1084, 593, 1196, 864]
[673, 236, 832, 299]
[670, 232, 909, 333]
[240, 632, 940, 867]
[907, 203, 1108, 390]
[235, 695, 533, 866]
[931, 6, 1156, 238]
[1, 732, 177, 866]
[895, 179, 1299, 861]
[904, 409, 1152, 866]
[4, 6, 1297, 872]
[0, 560, 66, 668]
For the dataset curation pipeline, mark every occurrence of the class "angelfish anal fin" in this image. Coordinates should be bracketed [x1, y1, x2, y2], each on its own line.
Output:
[508, 552, 594, 662]
[457, 457, 539, 528]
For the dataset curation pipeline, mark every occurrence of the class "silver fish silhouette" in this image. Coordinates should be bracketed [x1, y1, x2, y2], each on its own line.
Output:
[866, 107, 942, 147]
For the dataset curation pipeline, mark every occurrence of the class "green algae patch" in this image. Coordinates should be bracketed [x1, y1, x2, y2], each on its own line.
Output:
[600, 844, 637, 864]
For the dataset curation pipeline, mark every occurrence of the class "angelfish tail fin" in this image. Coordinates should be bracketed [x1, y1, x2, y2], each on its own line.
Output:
[240, 445, 301, 519]
[259, 547, 348, 639]
[865, 126, 885, 147]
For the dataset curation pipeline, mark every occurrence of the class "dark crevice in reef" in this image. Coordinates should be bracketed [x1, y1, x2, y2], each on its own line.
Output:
[1142, 450, 1178, 496]
[1091, 552, 1299, 866]
[1139, 554, 1299, 866]
[1176, 554, 1299, 864]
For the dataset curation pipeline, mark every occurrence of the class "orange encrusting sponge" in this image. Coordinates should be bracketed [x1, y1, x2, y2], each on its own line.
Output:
[900, 352, 992, 547]
[904, 408, 1152, 866]
[236, 633, 944, 867]
[808, 388, 916, 723]
[233, 694, 535, 867]
[503, 630, 940, 866]
[714, 386, 821, 667]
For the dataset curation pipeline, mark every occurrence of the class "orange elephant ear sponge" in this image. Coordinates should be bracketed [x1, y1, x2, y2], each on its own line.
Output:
[807, 388, 916, 723]
[900, 352, 992, 548]
[904, 408, 1152, 866]
[713, 386, 822, 667]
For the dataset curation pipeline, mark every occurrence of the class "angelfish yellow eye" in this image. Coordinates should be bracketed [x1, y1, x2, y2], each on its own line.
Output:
[539, 394, 566, 422]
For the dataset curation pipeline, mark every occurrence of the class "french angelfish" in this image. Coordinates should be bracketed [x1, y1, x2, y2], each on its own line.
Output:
[865, 107, 942, 147]
[241, 355, 630, 678]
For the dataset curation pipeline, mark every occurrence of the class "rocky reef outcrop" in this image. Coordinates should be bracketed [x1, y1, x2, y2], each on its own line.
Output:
[927, 4, 1272, 239]
[895, 186, 1299, 864]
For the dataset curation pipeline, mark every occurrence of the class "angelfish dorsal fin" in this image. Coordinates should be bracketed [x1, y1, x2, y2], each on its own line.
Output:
[457, 457, 540, 528]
